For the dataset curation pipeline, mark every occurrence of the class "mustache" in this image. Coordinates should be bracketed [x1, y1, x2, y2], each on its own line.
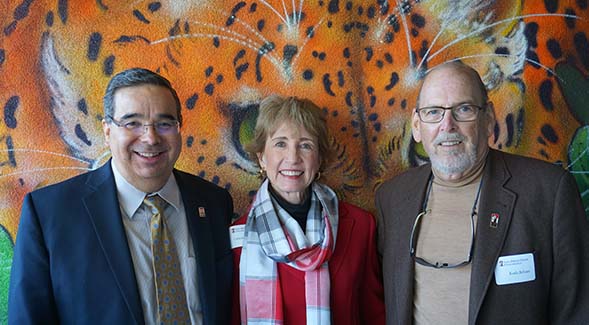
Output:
[433, 132, 465, 145]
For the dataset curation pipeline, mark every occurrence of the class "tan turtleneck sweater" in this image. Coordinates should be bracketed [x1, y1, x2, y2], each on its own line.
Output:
[413, 160, 485, 325]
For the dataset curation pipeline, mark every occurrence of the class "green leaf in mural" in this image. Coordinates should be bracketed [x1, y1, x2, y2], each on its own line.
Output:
[568, 125, 589, 220]
[555, 62, 589, 125]
[0, 226, 13, 325]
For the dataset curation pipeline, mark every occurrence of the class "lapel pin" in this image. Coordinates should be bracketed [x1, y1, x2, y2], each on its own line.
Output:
[198, 207, 206, 218]
[490, 213, 500, 228]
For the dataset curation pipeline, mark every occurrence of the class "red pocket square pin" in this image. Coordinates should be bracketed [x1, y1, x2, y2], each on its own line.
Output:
[198, 207, 206, 218]
[490, 213, 499, 228]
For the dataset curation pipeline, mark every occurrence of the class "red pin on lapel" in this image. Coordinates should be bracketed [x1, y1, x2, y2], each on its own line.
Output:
[490, 213, 499, 228]
[198, 207, 206, 218]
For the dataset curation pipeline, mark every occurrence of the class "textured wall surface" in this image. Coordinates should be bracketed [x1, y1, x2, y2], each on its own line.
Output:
[1, 0, 589, 322]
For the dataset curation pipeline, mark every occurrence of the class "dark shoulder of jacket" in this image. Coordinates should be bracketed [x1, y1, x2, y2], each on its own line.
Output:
[375, 163, 430, 195]
[174, 168, 232, 197]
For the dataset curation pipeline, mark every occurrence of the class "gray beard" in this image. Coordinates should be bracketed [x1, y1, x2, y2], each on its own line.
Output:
[430, 146, 478, 175]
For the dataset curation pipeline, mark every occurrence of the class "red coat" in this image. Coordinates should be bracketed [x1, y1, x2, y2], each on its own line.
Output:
[231, 201, 385, 325]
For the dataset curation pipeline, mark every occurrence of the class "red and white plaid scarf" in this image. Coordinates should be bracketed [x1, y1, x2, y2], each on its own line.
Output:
[239, 180, 339, 325]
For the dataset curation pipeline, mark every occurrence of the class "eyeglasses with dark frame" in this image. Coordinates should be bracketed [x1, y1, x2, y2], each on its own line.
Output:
[415, 103, 485, 123]
[106, 115, 180, 136]
[409, 174, 483, 269]
[410, 209, 476, 269]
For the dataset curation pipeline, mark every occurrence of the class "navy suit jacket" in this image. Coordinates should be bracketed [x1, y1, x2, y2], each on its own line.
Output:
[8, 161, 234, 324]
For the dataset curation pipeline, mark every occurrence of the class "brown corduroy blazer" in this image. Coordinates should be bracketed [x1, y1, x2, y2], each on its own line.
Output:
[375, 149, 589, 325]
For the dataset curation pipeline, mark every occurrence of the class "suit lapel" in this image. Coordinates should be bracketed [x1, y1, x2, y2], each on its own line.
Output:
[468, 150, 516, 324]
[327, 203, 353, 277]
[395, 166, 432, 325]
[175, 171, 216, 325]
[83, 162, 144, 324]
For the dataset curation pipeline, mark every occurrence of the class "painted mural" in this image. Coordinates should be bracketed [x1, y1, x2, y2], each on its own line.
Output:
[1, 0, 589, 321]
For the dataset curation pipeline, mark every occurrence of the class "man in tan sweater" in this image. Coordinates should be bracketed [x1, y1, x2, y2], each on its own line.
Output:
[376, 62, 589, 324]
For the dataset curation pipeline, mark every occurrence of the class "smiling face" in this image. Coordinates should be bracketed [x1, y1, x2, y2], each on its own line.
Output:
[412, 64, 496, 181]
[257, 121, 321, 204]
[102, 84, 182, 193]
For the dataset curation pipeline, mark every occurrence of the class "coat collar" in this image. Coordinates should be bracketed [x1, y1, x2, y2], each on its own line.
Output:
[174, 170, 217, 325]
[468, 149, 516, 324]
[83, 161, 145, 324]
[396, 150, 517, 325]
[82, 163, 222, 325]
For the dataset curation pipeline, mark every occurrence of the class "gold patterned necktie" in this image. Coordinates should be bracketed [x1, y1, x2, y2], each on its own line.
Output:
[143, 195, 191, 324]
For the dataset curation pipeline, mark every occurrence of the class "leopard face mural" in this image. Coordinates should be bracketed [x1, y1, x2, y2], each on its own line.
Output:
[1, 0, 589, 320]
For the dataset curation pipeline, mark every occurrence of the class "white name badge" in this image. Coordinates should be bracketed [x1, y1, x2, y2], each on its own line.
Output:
[229, 224, 245, 249]
[494, 252, 536, 285]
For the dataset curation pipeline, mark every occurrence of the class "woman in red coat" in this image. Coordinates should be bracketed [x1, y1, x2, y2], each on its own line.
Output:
[230, 95, 385, 325]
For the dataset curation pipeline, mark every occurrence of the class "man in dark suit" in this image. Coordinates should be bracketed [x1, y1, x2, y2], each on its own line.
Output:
[376, 62, 589, 324]
[8, 68, 234, 324]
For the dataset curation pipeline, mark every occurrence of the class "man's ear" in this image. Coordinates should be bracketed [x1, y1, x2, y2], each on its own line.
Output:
[102, 119, 111, 146]
[484, 101, 496, 137]
[411, 109, 422, 143]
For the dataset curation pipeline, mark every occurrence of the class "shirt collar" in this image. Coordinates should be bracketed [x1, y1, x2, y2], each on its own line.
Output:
[111, 162, 181, 219]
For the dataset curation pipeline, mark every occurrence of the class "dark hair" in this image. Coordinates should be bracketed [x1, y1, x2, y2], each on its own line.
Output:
[103, 68, 182, 125]
[246, 95, 335, 172]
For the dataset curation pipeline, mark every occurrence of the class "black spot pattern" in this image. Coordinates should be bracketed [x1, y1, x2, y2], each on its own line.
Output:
[323, 74, 336, 96]
[14, 0, 33, 21]
[337, 71, 344, 87]
[0, 49, 4, 66]
[328, 0, 340, 13]
[2, 136, 16, 167]
[574, 32, 589, 70]
[45, 11, 54, 27]
[205, 83, 214, 95]
[4, 96, 19, 129]
[4, 22, 17, 36]
[77, 99, 88, 115]
[385, 72, 399, 90]
[364, 47, 373, 61]
[114, 35, 150, 43]
[537, 136, 547, 145]
[133, 9, 151, 24]
[103, 55, 115, 75]
[303, 69, 313, 80]
[546, 39, 562, 59]
[578, 0, 588, 9]
[505, 113, 514, 147]
[495, 47, 510, 55]
[148, 2, 161, 12]
[216, 156, 227, 165]
[187, 136, 194, 147]
[524, 22, 539, 48]
[541, 124, 558, 143]
[544, 0, 559, 13]
[87, 32, 102, 61]
[58, 0, 67, 23]
[283, 44, 298, 65]
[75, 124, 91, 146]
[411, 14, 425, 28]
[565, 8, 576, 29]
[186, 94, 198, 110]
[226, 2, 246, 27]
[539, 79, 554, 111]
